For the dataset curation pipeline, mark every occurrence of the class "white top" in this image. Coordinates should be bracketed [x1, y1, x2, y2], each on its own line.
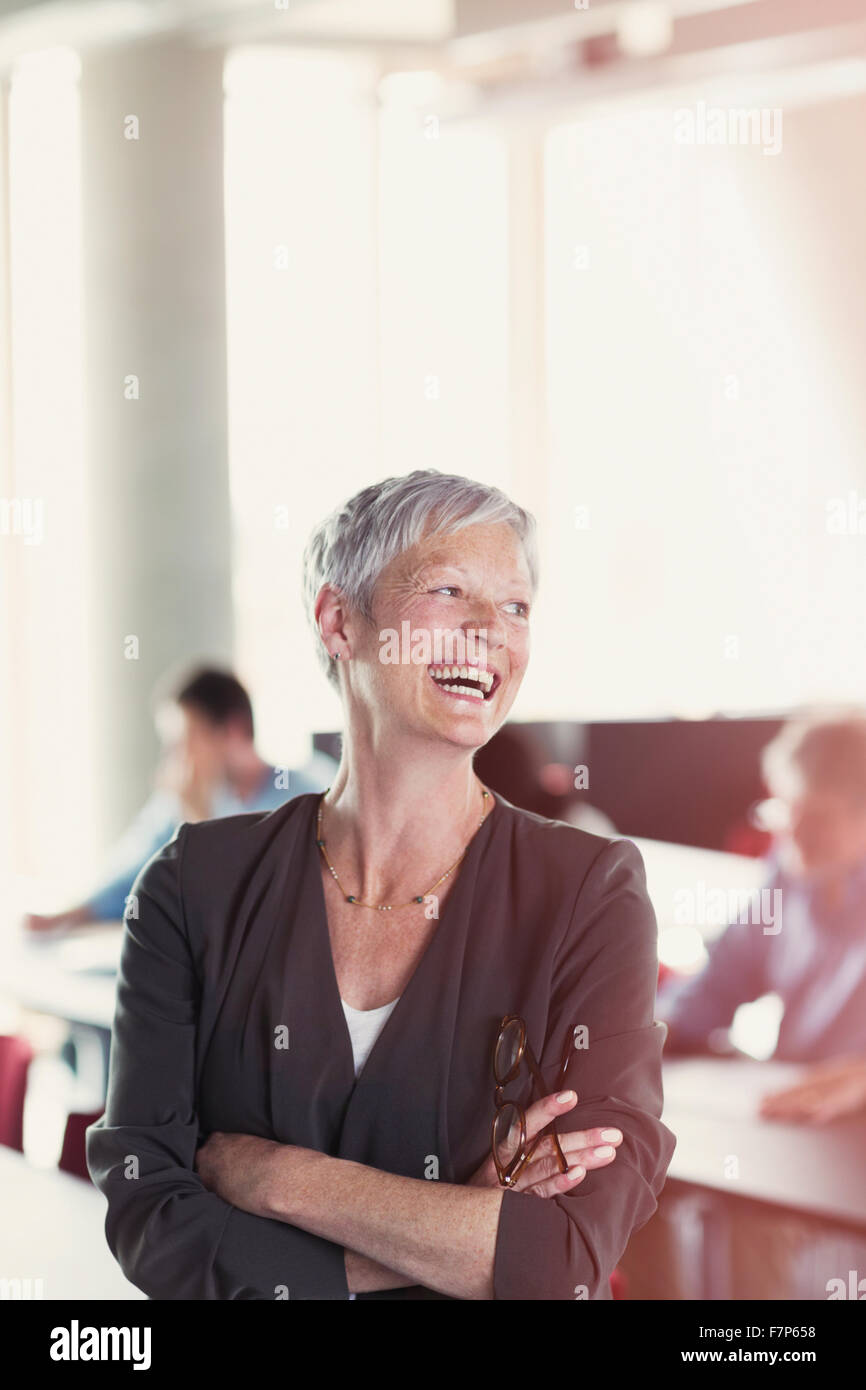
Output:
[340, 995, 400, 1078]
[340, 994, 401, 1301]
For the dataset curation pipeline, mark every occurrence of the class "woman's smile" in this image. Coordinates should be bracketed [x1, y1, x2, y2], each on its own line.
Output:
[426, 662, 502, 704]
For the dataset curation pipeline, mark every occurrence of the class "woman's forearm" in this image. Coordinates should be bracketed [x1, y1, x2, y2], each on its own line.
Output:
[265, 1146, 505, 1300]
[344, 1249, 418, 1293]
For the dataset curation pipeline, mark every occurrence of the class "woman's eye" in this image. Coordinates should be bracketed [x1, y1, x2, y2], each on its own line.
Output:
[429, 587, 528, 616]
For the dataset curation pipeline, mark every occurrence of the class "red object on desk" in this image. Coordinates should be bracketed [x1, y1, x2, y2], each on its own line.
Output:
[723, 821, 773, 858]
[657, 961, 678, 989]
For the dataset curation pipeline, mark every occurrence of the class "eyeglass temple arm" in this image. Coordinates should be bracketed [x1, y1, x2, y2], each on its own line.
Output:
[526, 1036, 574, 1168]
[523, 1040, 572, 1096]
[524, 1032, 573, 1092]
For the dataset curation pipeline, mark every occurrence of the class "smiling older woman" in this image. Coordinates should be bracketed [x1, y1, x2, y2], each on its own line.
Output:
[87, 469, 675, 1300]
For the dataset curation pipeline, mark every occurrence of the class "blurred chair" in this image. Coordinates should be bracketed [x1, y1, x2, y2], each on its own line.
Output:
[0, 1034, 35, 1151]
[58, 1108, 104, 1182]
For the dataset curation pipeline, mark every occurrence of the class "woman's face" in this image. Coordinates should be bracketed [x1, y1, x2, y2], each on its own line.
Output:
[345, 520, 533, 752]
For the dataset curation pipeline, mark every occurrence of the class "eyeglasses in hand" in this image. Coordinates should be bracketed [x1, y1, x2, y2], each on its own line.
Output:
[491, 1013, 573, 1188]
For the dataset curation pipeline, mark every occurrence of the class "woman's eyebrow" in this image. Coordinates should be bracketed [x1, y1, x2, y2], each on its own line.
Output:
[415, 562, 469, 583]
[419, 561, 529, 589]
[417, 557, 466, 573]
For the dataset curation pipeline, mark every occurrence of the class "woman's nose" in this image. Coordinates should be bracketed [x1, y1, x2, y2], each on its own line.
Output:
[462, 600, 506, 650]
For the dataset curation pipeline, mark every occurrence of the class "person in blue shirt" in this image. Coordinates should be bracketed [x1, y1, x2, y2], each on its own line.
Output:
[23, 665, 337, 932]
[658, 708, 866, 1125]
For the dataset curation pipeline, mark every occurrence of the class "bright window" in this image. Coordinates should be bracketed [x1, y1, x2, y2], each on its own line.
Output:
[224, 49, 509, 762]
[1, 48, 95, 909]
[543, 95, 865, 719]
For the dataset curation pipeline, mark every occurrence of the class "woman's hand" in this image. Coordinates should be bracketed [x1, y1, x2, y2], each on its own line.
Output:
[195, 1131, 284, 1218]
[759, 1055, 866, 1124]
[466, 1089, 623, 1197]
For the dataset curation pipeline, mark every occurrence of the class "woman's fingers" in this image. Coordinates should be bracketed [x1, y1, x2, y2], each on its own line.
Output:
[522, 1088, 624, 1155]
[493, 1089, 577, 1170]
[507, 1110, 624, 1196]
[498, 1090, 626, 1196]
[521, 1088, 579, 1143]
[520, 1165, 588, 1199]
[511, 1136, 620, 1194]
[521, 1125, 623, 1170]
[550, 1125, 624, 1159]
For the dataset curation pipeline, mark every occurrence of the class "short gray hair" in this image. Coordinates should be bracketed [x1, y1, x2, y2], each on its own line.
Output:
[761, 706, 866, 803]
[302, 469, 539, 690]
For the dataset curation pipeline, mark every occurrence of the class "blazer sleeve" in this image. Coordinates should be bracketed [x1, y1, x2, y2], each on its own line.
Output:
[85, 826, 350, 1300]
[492, 837, 676, 1300]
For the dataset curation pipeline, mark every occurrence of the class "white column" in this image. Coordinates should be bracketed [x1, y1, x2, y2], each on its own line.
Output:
[79, 37, 233, 836]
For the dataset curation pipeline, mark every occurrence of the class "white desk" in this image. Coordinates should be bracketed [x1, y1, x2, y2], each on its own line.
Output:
[663, 1056, 866, 1229]
[630, 837, 767, 935]
[652, 1056, 866, 1299]
[0, 926, 121, 1031]
[0, 1146, 146, 1300]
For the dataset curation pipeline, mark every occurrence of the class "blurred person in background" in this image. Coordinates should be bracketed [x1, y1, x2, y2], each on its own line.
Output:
[658, 708, 866, 1124]
[23, 665, 336, 933]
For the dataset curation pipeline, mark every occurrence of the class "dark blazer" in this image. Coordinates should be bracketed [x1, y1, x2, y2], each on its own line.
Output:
[86, 790, 676, 1300]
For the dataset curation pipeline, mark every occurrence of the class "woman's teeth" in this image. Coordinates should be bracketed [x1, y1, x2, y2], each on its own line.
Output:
[428, 664, 495, 701]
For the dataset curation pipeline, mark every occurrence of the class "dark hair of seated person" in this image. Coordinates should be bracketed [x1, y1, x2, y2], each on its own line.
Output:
[151, 664, 255, 740]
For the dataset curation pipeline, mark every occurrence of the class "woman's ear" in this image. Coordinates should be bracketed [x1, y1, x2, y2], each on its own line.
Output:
[315, 583, 351, 662]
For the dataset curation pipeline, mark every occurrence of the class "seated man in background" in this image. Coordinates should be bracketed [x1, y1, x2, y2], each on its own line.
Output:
[23, 664, 336, 932]
[658, 708, 866, 1125]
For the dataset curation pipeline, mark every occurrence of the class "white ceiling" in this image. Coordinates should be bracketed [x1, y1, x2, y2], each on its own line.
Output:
[1, 0, 865, 89]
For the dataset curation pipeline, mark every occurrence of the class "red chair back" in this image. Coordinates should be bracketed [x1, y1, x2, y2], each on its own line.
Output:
[0, 1035, 34, 1151]
[59, 1109, 105, 1182]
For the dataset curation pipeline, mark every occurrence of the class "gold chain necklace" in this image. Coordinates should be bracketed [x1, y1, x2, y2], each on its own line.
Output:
[316, 784, 491, 911]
